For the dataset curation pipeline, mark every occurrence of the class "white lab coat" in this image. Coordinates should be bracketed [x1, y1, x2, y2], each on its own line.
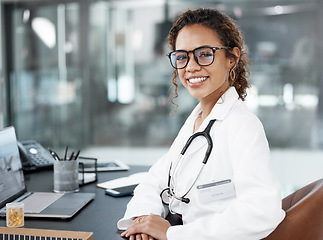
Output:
[118, 87, 285, 240]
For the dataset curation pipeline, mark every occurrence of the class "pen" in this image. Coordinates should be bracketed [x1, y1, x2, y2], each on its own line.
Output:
[74, 150, 80, 160]
[69, 152, 74, 161]
[48, 148, 60, 161]
[64, 146, 69, 160]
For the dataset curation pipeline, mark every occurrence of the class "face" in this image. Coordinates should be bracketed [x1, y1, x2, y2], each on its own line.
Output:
[175, 24, 236, 103]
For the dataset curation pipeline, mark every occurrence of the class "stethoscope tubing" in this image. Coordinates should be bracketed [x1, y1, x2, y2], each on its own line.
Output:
[181, 119, 216, 164]
[167, 119, 217, 210]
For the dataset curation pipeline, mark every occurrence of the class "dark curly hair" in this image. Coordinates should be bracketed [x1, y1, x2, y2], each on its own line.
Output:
[167, 8, 250, 104]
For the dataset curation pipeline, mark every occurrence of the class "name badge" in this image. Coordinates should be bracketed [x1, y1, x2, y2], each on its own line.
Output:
[197, 179, 236, 203]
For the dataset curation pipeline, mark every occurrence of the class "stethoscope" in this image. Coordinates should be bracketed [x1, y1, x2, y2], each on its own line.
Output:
[160, 119, 216, 214]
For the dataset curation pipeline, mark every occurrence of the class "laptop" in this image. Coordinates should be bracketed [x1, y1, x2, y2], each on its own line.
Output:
[0, 126, 95, 219]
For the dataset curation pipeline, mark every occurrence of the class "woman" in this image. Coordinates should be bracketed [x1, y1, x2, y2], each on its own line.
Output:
[118, 8, 285, 240]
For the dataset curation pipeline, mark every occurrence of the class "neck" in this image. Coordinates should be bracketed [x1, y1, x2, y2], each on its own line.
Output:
[199, 87, 229, 121]
[193, 85, 230, 133]
[193, 99, 218, 133]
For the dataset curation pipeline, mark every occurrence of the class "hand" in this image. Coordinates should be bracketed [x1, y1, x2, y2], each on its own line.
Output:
[121, 214, 171, 240]
[124, 233, 154, 240]
[121, 216, 154, 240]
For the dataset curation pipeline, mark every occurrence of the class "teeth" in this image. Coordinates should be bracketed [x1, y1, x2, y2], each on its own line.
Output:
[188, 77, 207, 83]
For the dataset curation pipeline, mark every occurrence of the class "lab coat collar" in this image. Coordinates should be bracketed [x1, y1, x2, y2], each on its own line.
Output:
[190, 87, 239, 126]
[209, 86, 239, 121]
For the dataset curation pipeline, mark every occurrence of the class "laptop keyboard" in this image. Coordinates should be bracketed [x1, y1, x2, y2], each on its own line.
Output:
[21, 192, 64, 213]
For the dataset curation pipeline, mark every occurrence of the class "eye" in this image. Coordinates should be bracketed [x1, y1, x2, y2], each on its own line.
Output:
[175, 52, 188, 61]
[197, 49, 213, 58]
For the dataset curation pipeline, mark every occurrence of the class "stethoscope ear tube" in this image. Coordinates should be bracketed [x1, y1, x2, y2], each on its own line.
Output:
[181, 119, 216, 164]
[202, 119, 216, 164]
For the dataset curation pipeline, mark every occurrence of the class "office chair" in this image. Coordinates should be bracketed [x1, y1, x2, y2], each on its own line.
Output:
[263, 178, 323, 240]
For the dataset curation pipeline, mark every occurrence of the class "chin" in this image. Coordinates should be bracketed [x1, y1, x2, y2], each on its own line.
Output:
[187, 91, 207, 100]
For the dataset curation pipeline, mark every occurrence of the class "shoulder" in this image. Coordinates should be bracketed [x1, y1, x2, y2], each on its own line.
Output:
[221, 100, 267, 142]
[228, 100, 263, 129]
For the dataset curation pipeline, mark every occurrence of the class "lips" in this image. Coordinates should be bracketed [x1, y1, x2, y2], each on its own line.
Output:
[187, 76, 208, 84]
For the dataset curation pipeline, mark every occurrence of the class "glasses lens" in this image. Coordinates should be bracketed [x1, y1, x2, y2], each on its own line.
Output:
[170, 51, 188, 69]
[195, 47, 214, 66]
[160, 188, 171, 205]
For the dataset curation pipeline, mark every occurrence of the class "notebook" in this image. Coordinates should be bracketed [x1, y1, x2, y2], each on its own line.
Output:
[0, 126, 95, 219]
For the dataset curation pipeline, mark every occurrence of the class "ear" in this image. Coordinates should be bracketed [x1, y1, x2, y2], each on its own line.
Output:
[230, 47, 241, 68]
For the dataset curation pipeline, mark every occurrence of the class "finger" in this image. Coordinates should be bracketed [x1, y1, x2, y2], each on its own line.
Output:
[129, 235, 135, 240]
[136, 233, 142, 240]
[124, 223, 143, 237]
[142, 233, 150, 240]
[149, 236, 154, 240]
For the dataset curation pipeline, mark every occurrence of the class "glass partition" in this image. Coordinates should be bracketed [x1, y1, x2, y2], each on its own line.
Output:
[4, 2, 90, 148]
[0, 2, 3, 129]
[1, 0, 322, 152]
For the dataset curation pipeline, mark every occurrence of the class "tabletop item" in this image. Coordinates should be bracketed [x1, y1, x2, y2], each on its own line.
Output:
[6, 202, 24, 227]
[97, 172, 148, 189]
[0, 126, 95, 219]
[105, 184, 138, 197]
[54, 160, 79, 193]
[0, 226, 93, 240]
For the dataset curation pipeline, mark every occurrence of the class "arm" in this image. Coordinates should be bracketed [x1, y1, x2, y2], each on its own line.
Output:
[118, 116, 196, 238]
[117, 152, 171, 230]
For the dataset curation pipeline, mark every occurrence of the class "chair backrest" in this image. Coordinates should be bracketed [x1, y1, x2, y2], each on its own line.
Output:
[262, 178, 323, 240]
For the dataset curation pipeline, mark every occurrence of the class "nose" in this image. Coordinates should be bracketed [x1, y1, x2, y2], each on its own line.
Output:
[185, 52, 201, 72]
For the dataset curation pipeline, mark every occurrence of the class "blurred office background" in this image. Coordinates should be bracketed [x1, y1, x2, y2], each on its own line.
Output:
[0, 0, 322, 195]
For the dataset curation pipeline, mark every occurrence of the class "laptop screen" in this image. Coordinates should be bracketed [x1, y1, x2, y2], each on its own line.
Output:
[0, 126, 26, 208]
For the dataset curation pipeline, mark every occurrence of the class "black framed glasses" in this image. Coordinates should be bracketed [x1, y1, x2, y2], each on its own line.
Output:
[167, 46, 231, 69]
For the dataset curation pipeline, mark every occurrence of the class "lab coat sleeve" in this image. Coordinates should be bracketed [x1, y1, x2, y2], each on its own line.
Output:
[117, 152, 171, 230]
[166, 115, 285, 240]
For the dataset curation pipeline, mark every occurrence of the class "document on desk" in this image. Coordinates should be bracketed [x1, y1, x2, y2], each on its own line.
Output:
[97, 172, 148, 189]
[79, 172, 96, 184]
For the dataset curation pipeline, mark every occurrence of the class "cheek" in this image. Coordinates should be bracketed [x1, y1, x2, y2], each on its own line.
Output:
[177, 70, 186, 85]
[211, 62, 230, 81]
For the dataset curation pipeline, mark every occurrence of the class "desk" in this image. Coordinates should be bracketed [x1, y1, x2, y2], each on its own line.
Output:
[0, 165, 149, 239]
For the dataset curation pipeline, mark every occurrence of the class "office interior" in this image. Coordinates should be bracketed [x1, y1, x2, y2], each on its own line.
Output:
[0, 0, 322, 197]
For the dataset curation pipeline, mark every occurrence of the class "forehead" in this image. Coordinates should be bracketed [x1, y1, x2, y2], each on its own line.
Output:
[175, 24, 222, 50]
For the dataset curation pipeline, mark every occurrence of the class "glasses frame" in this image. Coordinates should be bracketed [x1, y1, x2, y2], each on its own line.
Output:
[167, 46, 231, 69]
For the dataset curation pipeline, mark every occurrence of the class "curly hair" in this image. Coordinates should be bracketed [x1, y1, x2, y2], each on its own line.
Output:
[167, 8, 250, 104]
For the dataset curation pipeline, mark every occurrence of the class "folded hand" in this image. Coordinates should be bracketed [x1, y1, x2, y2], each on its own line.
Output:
[121, 214, 171, 240]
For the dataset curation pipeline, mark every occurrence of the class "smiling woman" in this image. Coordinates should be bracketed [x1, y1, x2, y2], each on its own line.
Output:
[118, 8, 285, 240]
[167, 8, 250, 111]
[173, 24, 236, 119]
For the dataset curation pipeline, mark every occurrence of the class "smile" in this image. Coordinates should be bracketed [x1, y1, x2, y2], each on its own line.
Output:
[188, 77, 208, 84]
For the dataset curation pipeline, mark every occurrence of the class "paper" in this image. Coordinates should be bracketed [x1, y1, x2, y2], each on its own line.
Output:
[96, 172, 148, 189]
[79, 173, 96, 184]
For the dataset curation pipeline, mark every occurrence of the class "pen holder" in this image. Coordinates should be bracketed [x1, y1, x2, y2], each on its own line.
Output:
[53, 160, 79, 193]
